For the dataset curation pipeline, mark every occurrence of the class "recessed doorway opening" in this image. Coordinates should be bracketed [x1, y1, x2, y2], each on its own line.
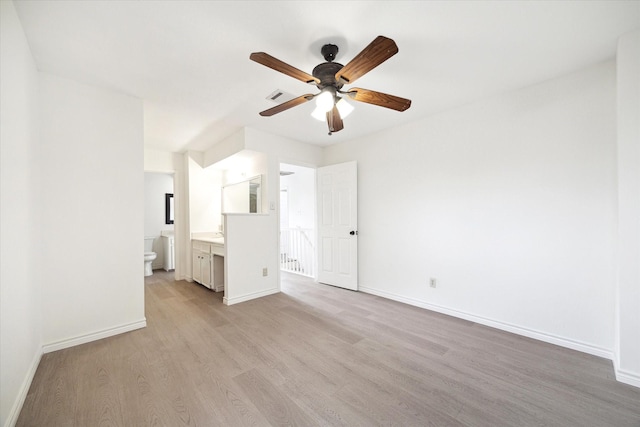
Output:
[279, 163, 316, 278]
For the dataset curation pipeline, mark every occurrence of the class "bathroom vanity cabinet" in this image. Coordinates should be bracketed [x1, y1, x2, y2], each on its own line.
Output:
[191, 239, 224, 292]
[192, 249, 212, 288]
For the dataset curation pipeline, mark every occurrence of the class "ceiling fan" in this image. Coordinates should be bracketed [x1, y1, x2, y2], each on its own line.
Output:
[250, 36, 411, 135]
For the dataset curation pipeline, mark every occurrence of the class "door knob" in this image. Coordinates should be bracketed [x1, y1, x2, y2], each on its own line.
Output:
[350, 230, 358, 236]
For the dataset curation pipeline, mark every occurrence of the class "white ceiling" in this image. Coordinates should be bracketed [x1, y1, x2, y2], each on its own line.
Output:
[13, 1, 640, 153]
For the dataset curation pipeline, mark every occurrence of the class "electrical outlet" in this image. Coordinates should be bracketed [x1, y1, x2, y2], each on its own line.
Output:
[263, 268, 268, 276]
[429, 278, 437, 288]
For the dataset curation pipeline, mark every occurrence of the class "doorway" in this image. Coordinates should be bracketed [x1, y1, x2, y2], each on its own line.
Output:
[279, 163, 316, 278]
[144, 172, 175, 275]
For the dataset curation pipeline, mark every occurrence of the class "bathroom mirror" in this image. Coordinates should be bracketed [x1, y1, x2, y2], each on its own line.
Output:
[165, 193, 174, 224]
[222, 175, 262, 214]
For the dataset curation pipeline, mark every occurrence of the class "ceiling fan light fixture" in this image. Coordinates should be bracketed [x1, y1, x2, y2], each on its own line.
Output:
[312, 97, 354, 122]
[315, 90, 334, 112]
[311, 105, 327, 121]
[336, 98, 354, 119]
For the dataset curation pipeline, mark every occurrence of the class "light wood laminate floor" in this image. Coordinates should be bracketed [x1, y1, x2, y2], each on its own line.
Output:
[18, 270, 640, 426]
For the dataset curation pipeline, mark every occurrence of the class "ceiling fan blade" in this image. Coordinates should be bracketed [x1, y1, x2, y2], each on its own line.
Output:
[335, 36, 399, 85]
[259, 94, 315, 117]
[346, 88, 411, 112]
[326, 104, 344, 133]
[250, 52, 320, 85]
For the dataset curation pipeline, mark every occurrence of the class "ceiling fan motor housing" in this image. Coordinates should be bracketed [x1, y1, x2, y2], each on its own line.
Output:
[312, 61, 344, 90]
[312, 44, 344, 90]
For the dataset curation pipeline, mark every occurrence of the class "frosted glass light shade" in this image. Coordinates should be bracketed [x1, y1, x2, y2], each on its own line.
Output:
[311, 105, 327, 121]
[336, 98, 354, 118]
[312, 97, 354, 122]
[315, 90, 334, 112]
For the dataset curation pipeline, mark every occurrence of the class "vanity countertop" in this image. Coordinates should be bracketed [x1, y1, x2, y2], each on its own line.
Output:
[191, 232, 224, 246]
[193, 236, 224, 245]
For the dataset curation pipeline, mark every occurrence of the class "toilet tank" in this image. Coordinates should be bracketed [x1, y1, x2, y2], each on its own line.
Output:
[144, 236, 156, 253]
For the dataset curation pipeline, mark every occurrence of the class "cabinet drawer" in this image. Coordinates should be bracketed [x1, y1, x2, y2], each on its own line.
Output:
[192, 241, 212, 253]
[211, 244, 224, 256]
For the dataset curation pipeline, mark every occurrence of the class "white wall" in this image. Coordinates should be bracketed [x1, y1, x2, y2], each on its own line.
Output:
[223, 214, 279, 305]
[144, 148, 175, 173]
[203, 128, 246, 168]
[324, 61, 618, 357]
[39, 73, 145, 350]
[616, 30, 640, 387]
[187, 152, 222, 234]
[173, 152, 189, 280]
[144, 172, 174, 268]
[0, 2, 42, 425]
[245, 127, 324, 170]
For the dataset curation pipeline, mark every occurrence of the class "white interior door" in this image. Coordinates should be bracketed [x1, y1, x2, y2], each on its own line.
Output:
[317, 161, 358, 290]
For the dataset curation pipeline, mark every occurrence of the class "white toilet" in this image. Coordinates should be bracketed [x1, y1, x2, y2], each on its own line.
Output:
[144, 237, 157, 277]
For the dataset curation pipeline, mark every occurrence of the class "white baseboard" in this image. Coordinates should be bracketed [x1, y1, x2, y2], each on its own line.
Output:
[359, 286, 614, 361]
[614, 365, 640, 388]
[4, 348, 42, 427]
[42, 319, 147, 354]
[223, 288, 279, 306]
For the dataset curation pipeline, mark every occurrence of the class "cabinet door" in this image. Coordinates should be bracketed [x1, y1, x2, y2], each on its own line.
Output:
[201, 254, 213, 287]
[192, 251, 202, 283]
